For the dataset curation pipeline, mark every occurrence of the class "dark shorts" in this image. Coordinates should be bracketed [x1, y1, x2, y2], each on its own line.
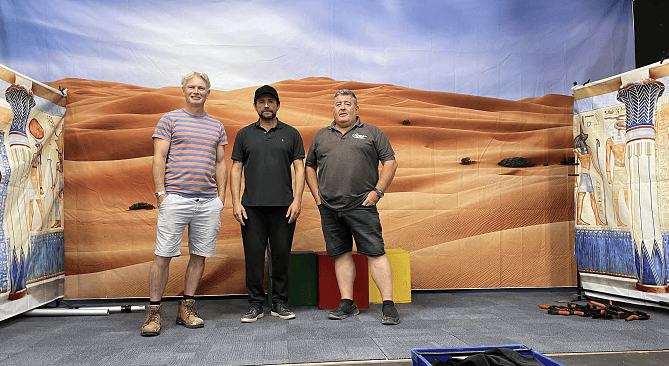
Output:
[317, 204, 386, 257]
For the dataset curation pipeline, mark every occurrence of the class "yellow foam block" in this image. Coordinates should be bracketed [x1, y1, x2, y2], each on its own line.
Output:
[369, 248, 411, 303]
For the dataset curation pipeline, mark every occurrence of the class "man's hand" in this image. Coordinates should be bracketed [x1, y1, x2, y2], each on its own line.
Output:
[286, 200, 302, 223]
[362, 190, 381, 206]
[157, 193, 167, 207]
[233, 202, 247, 226]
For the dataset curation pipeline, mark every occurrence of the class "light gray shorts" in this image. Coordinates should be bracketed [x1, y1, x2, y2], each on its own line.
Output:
[155, 194, 224, 257]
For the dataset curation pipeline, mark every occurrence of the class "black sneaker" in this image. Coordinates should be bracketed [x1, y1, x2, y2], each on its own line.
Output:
[381, 304, 400, 325]
[328, 301, 359, 320]
[271, 302, 296, 320]
[240, 306, 264, 323]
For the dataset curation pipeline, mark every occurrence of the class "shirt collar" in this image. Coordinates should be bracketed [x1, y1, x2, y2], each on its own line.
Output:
[254, 118, 283, 129]
[328, 117, 363, 131]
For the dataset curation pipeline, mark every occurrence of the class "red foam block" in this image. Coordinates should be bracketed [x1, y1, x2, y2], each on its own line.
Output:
[317, 251, 369, 309]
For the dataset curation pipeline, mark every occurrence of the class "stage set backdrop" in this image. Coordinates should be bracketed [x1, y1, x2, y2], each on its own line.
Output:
[0, 0, 635, 311]
[573, 62, 669, 307]
[0, 65, 66, 321]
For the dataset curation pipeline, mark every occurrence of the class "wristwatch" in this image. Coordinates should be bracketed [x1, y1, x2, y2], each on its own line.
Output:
[373, 188, 384, 198]
[155, 191, 166, 198]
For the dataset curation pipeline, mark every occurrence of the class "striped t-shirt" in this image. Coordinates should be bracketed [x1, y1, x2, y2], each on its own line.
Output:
[152, 109, 228, 197]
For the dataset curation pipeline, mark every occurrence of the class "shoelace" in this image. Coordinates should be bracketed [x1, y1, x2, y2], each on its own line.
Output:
[183, 302, 200, 318]
[144, 309, 161, 325]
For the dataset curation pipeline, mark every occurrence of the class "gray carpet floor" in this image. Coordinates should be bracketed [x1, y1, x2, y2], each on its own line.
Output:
[1, 288, 668, 365]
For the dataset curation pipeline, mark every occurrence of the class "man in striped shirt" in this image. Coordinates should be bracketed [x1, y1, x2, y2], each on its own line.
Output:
[141, 71, 228, 337]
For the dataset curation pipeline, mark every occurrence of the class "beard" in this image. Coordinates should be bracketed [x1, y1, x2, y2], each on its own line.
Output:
[258, 111, 276, 121]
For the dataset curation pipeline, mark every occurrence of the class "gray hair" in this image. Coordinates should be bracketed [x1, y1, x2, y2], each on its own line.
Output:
[334, 89, 357, 106]
[181, 71, 211, 89]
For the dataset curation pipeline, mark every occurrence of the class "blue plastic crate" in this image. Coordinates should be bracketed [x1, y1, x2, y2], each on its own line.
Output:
[411, 344, 564, 366]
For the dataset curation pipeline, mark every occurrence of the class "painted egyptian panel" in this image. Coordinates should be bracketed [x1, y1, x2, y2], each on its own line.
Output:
[0, 65, 66, 321]
[573, 63, 669, 298]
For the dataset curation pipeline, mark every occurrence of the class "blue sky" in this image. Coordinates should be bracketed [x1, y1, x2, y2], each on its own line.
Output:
[0, 0, 634, 100]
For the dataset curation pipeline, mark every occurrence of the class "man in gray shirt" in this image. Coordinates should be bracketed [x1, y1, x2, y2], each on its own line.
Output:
[305, 89, 400, 325]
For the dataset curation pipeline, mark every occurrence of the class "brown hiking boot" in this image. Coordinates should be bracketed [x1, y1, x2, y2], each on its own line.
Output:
[176, 299, 204, 328]
[141, 304, 162, 336]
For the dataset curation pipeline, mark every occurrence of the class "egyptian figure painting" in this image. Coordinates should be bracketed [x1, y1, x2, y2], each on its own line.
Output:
[0, 65, 66, 321]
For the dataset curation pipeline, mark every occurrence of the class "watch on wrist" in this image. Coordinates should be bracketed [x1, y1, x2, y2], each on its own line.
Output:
[373, 188, 384, 198]
[155, 191, 166, 198]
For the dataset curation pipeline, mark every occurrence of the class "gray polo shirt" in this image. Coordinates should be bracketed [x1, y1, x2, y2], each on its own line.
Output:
[306, 118, 395, 211]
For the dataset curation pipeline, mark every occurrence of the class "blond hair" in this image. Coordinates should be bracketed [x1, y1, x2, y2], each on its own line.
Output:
[181, 71, 211, 89]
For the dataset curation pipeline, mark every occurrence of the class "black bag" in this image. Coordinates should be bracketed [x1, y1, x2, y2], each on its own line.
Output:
[429, 347, 545, 366]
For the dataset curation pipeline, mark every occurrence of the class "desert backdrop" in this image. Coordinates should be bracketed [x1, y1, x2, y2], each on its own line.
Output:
[50, 77, 576, 298]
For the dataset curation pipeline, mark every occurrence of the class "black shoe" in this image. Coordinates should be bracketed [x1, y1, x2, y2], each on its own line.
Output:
[241, 306, 264, 323]
[328, 301, 359, 320]
[381, 304, 400, 325]
[271, 302, 296, 320]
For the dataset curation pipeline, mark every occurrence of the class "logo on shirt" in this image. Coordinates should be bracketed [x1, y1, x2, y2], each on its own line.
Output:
[351, 133, 368, 140]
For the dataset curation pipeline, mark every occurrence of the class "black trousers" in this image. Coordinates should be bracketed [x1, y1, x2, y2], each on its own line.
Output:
[241, 206, 295, 307]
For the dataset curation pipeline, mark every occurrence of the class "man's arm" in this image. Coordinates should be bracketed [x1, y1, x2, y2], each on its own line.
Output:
[152, 137, 170, 206]
[230, 160, 247, 225]
[305, 165, 321, 205]
[51, 163, 60, 190]
[363, 159, 398, 206]
[286, 159, 306, 223]
[590, 148, 603, 178]
[605, 138, 613, 184]
[573, 149, 581, 188]
[215, 144, 227, 206]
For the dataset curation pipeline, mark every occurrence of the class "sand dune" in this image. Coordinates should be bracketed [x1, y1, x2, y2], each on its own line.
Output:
[48, 77, 575, 298]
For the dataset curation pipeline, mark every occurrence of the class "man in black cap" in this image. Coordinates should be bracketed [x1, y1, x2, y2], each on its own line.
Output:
[231, 85, 306, 322]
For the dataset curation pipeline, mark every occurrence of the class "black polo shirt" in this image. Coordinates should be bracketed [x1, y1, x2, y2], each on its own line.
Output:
[305, 118, 395, 211]
[231, 119, 305, 206]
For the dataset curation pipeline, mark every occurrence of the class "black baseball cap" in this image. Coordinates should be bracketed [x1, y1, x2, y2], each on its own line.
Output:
[254, 85, 280, 104]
